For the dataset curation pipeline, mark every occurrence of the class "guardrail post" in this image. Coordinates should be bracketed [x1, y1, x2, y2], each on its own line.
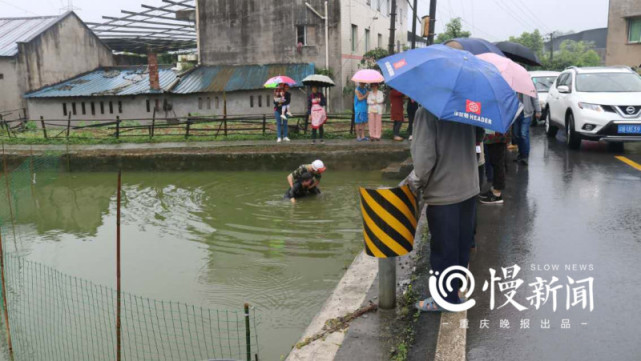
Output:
[151, 108, 156, 138]
[350, 111, 355, 135]
[379, 258, 396, 309]
[40, 116, 47, 139]
[115, 116, 121, 139]
[262, 115, 266, 135]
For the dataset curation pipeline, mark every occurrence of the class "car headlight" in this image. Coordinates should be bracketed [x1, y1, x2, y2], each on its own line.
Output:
[578, 102, 604, 112]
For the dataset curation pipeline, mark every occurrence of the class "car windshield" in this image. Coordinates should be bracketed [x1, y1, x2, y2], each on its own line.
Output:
[532, 76, 557, 93]
[576, 72, 641, 92]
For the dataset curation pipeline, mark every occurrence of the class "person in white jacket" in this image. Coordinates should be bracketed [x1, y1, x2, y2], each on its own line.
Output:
[367, 83, 385, 141]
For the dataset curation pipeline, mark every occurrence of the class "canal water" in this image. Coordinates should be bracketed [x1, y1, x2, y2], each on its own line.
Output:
[9, 170, 395, 360]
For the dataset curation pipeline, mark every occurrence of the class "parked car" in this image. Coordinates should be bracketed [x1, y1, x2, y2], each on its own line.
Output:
[529, 71, 560, 124]
[545, 66, 641, 151]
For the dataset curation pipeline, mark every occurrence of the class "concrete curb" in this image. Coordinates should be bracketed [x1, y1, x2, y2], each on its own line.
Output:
[285, 251, 378, 361]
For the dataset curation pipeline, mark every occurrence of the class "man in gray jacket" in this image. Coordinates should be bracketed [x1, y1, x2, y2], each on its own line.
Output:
[411, 107, 480, 311]
[513, 93, 541, 165]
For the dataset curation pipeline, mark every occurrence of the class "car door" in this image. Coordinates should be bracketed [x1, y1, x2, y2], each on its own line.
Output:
[549, 73, 569, 126]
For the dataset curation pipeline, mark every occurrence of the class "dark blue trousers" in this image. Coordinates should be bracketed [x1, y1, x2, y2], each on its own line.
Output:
[427, 196, 477, 304]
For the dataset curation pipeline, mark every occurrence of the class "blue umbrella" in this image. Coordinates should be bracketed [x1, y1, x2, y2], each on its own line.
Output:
[444, 38, 505, 56]
[376, 44, 520, 133]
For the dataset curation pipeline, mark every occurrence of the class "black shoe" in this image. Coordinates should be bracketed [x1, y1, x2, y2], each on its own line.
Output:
[478, 190, 493, 201]
[479, 192, 503, 204]
[519, 158, 529, 166]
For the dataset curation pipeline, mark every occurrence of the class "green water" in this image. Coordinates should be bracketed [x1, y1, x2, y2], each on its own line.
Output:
[7, 170, 394, 360]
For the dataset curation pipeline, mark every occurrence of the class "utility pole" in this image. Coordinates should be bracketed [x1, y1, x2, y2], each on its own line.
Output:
[548, 32, 554, 61]
[411, 0, 418, 49]
[388, 0, 397, 55]
[427, 0, 437, 45]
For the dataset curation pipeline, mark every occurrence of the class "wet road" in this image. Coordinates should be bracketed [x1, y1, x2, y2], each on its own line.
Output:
[466, 129, 641, 360]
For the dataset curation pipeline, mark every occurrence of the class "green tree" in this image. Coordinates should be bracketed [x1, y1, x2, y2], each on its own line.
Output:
[508, 29, 545, 59]
[541, 40, 601, 70]
[435, 18, 471, 44]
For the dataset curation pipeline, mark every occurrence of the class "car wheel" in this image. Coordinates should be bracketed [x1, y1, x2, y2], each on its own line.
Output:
[545, 108, 558, 138]
[566, 113, 581, 150]
[608, 142, 625, 153]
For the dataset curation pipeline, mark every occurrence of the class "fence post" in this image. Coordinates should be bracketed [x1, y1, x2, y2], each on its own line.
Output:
[350, 111, 355, 135]
[151, 109, 156, 138]
[0, 228, 14, 360]
[116, 170, 122, 361]
[115, 116, 121, 139]
[244, 303, 251, 361]
[40, 116, 47, 139]
[66, 113, 71, 138]
[185, 113, 191, 139]
[262, 115, 266, 135]
[379, 258, 396, 309]
[224, 116, 228, 137]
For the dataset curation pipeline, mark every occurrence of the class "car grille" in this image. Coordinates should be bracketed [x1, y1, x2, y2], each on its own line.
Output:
[617, 106, 641, 117]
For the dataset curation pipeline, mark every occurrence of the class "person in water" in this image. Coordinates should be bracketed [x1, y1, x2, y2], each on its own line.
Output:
[284, 172, 319, 203]
[287, 159, 326, 195]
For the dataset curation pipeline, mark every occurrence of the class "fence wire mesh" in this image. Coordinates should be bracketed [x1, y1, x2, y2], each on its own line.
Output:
[0, 152, 259, 361]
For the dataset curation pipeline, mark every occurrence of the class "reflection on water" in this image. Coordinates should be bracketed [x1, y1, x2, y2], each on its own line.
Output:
[7, 170, 393, 360]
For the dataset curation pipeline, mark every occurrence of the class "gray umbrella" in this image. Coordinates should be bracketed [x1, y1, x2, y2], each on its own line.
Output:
[495, 41, 542, 66]
[302, 74, 335, 87]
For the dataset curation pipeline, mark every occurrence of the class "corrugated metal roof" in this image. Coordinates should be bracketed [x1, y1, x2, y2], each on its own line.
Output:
[24, 66, 178, 98]
[172, 63, 315, 94]
[0, 15, 62, 57]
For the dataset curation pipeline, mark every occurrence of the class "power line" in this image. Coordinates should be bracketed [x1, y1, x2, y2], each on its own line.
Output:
[0, 0, 41, 16]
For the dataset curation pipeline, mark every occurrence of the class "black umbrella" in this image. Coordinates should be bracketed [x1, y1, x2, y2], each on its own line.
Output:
[494, 41, 542, 66]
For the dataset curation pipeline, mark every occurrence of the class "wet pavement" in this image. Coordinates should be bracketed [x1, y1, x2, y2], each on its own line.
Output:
[466, 128, 641, 360]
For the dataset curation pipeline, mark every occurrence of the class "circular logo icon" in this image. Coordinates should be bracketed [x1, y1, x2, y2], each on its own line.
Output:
[626, 106, 636, 115]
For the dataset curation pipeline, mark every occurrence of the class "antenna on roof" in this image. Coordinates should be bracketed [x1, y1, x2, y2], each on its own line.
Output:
[60, 0, 80, 13]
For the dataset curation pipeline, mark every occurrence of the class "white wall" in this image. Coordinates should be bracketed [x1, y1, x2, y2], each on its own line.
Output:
[0, 57, 24, 119]
[26, 90, 310, 125]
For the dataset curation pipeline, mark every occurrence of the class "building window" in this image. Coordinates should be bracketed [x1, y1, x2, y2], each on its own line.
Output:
[100, 102, 105, 114]
[629, 18, 641, 43]
[146, 100, 151, 113]
[0, 74, 4, 80]
[91, 102, 95, 115]
[378, 33, 383, 48]
[81, 102, 86, 115]
[365, 29, 370, 52]
[215, 96, 219, 109]
[71, 103, 77, 115]
[266, 95, 270, 107]
[250, 95, 254, 108]
[198, 97, 203, 110]
[62, 103, 67, 116]
[118, 101, 123, 113]
[351, 24, 358, 52]
[258, 95, 263, 107]
[206, 97, 211, 110]
[296, 25, 307, 46]
[109, 101, 113, 114]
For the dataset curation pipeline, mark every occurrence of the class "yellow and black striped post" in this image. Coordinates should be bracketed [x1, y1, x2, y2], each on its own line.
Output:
[359, 185, 418, 258]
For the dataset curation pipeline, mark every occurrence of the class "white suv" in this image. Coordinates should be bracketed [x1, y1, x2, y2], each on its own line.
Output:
[545, 66, 641, 151]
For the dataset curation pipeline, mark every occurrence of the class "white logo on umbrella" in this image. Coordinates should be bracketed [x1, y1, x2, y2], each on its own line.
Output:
[468, 102, 480, 113]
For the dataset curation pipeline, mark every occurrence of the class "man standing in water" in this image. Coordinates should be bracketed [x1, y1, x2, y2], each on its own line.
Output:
[284, 173, 319, 203]
[287, 160, 326, 195]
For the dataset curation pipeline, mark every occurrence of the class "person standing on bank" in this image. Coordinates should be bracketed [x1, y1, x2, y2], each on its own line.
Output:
[406, 98, 418, 141]
[512, 93, 540, 165]
[274, 84, 291, 143]
[390, 88, 405, 141]
[480, 129, 509, 204]
[412, 107, 480, 312]
[367, 83, 385, 141]
[354, 83, 369, 142]
[308, 86, 327, 144]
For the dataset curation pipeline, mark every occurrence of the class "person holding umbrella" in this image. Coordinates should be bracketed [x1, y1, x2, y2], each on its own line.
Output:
[308, 86, 327, 144]
[376, 45, 520, 311]
[367, 83, 385, 141]
[265, 76, 296, 143]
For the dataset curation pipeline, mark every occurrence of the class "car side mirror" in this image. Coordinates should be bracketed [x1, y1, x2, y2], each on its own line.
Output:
[557, 85, 570, 93]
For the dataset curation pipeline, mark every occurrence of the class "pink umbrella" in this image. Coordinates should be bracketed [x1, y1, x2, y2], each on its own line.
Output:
[351, 69, 385, 84]
[264, 75, 297, 88]
[476, 53, 537, 97]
